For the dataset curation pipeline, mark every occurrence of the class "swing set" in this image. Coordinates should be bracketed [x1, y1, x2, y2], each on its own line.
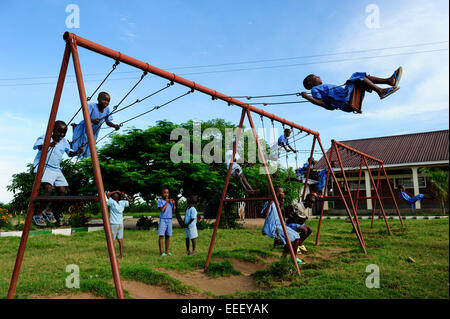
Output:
[314, 140, 404, 252]
[7, 32, 388, 299]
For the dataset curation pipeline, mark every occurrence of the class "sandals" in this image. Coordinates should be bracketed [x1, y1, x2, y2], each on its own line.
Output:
[381, 86, 400, 100]
[393, 66, 403, 86]
[42, 210, 57, 223]
[33, 215, 47, 227]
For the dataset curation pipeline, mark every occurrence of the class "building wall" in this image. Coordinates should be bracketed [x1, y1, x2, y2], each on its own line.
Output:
[329, 165, 448, 212]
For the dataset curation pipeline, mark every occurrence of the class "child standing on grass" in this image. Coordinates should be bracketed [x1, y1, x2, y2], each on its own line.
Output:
[106, 190, 132, 259]
[32, 120, 83, 227]
[184, 195, 199, 255]
[157, 188, 176, 257]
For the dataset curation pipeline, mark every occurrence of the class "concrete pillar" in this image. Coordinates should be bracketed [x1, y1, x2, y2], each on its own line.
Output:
[411, 167, 421, 209]
[364, 170, 373, 210]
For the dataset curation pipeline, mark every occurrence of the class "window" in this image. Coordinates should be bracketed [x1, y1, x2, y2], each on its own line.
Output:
[395, 177, 426, 189]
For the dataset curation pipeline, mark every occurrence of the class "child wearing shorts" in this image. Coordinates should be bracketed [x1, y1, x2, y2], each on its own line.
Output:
[157, 188, 176, 257]
[106, 190, 132, 258]
[300, 67, 402, 113]
[32, 120, 83, 226]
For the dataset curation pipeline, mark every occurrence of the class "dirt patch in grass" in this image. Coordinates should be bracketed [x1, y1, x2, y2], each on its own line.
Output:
[214, 258, 268, 275]
[121, 280, 208, 299]
[301, 247, 350, 263]
[157, 268, 260, 296]
[32, 292, 103, 299]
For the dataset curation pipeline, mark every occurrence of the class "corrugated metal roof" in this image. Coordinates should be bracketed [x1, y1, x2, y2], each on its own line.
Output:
[316, 130, 449, 169]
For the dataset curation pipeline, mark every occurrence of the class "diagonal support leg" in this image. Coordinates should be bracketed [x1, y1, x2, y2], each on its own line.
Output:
[204, 109, 247, 272]
[8, 43, 71, 299]
[69, 39, 125, 298]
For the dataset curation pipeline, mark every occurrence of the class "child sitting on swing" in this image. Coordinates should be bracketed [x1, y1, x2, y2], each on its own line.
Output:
[398, 185, 434, 207]
[300, 67, 402, 113]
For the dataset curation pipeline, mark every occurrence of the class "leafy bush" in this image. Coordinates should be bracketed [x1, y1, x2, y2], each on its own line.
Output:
[136, 216, 158, 230]
[196, 217, 213, 230]
[61, 203, 95, 227]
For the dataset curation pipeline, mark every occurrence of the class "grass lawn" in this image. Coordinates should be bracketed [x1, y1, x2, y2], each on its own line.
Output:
[0, 218, 448, 299]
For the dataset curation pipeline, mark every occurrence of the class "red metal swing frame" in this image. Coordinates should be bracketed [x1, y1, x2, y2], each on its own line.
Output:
[8, 32, 369, 299]
[314, 140, 404, 248]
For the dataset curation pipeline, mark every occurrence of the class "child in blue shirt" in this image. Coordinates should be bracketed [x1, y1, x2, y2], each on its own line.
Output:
[71, 92, 121, 158]
[261, 187, 303, 265]
[106, 190, 132, 258]
[278, 128, 297, 155]
[157, 188, 176, 257]
[398, 185, 433, 209]
[184, 195, 199, 255]
[300, 67, 402, 113]
[32, 120, 83, 226]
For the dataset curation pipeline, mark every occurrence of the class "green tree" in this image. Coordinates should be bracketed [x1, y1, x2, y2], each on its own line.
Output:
[420, 167, 449, 214]
[6, 160, 94, 214]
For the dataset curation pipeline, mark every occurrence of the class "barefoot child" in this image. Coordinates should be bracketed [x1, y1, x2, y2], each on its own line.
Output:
[106, 190, 132, 258]
[300, 67, 402, 113]
[32, 120, 83, 226]
[184, 195, 199, 255]
[71, 92, 121, 158]
[157, 188, 176, 257]
[261, 187, 303, 265]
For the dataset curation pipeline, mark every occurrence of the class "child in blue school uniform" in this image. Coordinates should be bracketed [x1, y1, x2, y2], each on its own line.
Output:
[300, 67, 402, 113]
[157, 188, 176, 257]
[278, 128, 297, 155]
[32, 120, 84, 226]
[71, 92, 121, 158]
[398, 185, 427, 206]
[295, 157, 328, 195]
[184, 195, 199, 256]
[261, 187, 303, 265]
[106, 190, 132, 259]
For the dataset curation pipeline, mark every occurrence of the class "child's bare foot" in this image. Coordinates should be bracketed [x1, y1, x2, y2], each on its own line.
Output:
[186, 250, 191, 255]
[191, 251, 196, 256]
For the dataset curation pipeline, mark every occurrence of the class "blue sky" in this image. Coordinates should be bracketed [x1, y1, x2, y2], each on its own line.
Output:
[0, 0, 448, 203]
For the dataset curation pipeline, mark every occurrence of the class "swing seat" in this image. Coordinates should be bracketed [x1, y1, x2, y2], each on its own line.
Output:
[349, 85, 365, 114]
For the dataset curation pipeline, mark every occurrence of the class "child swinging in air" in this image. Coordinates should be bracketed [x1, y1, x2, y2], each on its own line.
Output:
[300, 67, 402, 113]
[225, 139, 257, 194]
